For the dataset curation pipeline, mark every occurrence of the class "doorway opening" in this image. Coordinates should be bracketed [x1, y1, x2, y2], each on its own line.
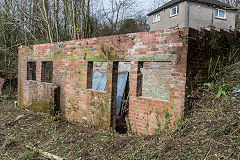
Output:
[53, 86, 61, 116]
[115, 62, 131, 134]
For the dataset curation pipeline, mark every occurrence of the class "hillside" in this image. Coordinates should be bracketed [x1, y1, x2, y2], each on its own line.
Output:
[0, 64, 240, 160]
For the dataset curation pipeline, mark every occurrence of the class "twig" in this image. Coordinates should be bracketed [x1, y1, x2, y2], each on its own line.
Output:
[194, 102, 204, 108]
[211, 139, 232, 147]
[203, 148, 211, 160]
[6, 152, 14, 160]
[0, 140, 7, 151]
[6, 114, 31, 127]
[230, 127, 240, 136]
[226, 151, 234, 159]
[131, 144, 144, 159]
[26, 145, 65, 160]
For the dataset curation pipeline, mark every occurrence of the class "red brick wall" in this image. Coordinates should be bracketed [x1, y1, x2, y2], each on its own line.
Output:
[18, 28, 188, 135]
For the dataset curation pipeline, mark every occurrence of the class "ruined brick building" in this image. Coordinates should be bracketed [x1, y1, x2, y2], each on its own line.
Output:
[18, 28, 240, 135]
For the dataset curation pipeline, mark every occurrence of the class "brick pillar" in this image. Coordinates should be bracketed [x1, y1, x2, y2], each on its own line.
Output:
[110, 62, 118, 129]
[128, 61, 139, 132]
[106, 61, 118, 130]
[129, 61, 138, 97]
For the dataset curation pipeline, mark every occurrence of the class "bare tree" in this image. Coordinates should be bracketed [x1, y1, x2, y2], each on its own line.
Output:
[0, 0, 144, 80]
[100, 0, 137, 35]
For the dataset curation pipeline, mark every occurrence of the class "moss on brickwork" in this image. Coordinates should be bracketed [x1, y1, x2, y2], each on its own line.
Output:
[88, 92, 111, 130]
[100, 44, 124, 61]
[54, 51, 63, 61]
[84, 44, 124, 62]
[153, 106, 176, 134]
[98, 101, 110, 128]
[98, 101, 110, 129]
[154, 110, 162, 134]
[23, 102, 53, 114]
[81, 46, 93, 61]
[86, 55, 106, 61]
[26, 45, 34, 51]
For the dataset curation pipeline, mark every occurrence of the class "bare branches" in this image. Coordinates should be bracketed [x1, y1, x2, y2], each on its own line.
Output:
[100, 0, 137, 35]
[0, 0, 146, 78]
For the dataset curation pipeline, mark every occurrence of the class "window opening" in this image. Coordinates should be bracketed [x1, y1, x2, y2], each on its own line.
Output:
[88, 61, 107, 91]
[41, 61, 53, 83]
[87, 62, 93, 89]
[92, 72, 107, 91]
[27, 62, 36, 81]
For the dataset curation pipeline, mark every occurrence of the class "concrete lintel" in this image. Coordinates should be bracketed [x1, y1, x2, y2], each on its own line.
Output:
[86, 54, 177, 63]
[120, 54, 177, 62]
[85, 55, 106, 62]
[27, 57, 54, 62]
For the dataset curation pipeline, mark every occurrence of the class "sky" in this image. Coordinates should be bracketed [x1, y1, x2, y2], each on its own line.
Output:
[133, 0, 158, 14]
[99, 0, 170, 24]
[138, 0, 169, 13]
[102, 0, 168, 16]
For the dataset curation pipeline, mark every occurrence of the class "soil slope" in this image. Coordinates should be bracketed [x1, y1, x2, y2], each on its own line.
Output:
[0, 64, 240, 159]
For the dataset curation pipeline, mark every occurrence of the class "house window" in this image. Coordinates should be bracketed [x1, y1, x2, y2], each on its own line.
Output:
[215, 9, 226, 19]
[153, 13, 160, 23]
[41, 61, 53, 83]
[170, 5, 179, 17]
[27, 62, 36, 81]
[87, 61, 107, 91]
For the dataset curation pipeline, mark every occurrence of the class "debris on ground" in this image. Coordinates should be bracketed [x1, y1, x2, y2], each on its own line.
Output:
[0, 63, 240, 159]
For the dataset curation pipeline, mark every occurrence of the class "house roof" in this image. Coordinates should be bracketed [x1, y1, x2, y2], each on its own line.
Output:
[147, 0, 238, 16]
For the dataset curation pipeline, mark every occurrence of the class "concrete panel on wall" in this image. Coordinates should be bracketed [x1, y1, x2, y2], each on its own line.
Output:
[118, 62, 131, 73]
[93, 61, 107, 72]
[142, 62, 174, 100]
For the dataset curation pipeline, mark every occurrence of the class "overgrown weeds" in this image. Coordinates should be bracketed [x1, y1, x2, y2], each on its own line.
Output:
[1, 75, 239, 159]
[1, 60, 240, 159]
[207, 47, 240, 82]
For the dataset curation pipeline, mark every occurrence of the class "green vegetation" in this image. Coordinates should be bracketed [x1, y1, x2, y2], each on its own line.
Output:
[1, 60, 240, 159]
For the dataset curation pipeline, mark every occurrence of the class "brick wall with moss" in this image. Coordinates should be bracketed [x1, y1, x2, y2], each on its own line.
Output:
[185, 28, 240, 112]
[18, 28, 189, 135]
